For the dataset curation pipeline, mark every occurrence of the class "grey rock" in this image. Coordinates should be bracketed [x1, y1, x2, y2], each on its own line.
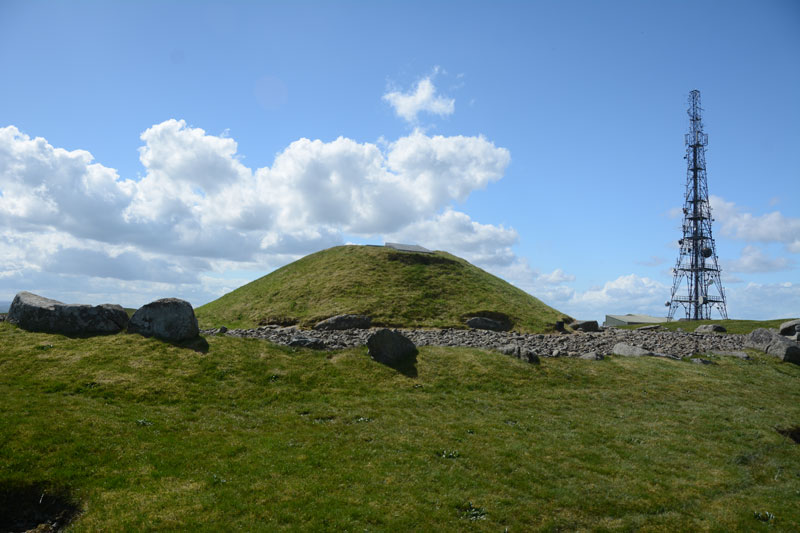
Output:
[636, 325, 662, 331]
[691, 358, 717, 365]
[744, 328, 800, 364]
[128, 298, 199, 342]
[288, 336, 326, 349]
[497, 343, 539, 364]
[695, 324, 727, 333]
[7, 291, 128, 335]
[367, 328, 418, 366]
[313, 314, 372, 330]
[710, 350, 750, 360]
[612, 343, 652, 357]
[571, 320, 599, 333]
[466, 316, 509, 331]
[579, 351, 603, 360]
[778, 319, 800, 337]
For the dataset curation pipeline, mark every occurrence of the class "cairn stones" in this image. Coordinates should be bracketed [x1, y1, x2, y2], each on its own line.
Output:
[571, 320, 599, 333]
[313, 314, 371, 330]
[7, 291, 128, 335]
[745, 328, 800, 364]
[128, 298, 199, 342]
[466, 316, 509, 332]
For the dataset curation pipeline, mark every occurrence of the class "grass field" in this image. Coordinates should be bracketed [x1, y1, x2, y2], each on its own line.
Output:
[1, 321, 799, 531]
[195, 245, 568, 332]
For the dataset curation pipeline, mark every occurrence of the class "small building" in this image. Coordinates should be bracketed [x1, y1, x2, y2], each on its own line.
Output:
[603, 314, 670, 327]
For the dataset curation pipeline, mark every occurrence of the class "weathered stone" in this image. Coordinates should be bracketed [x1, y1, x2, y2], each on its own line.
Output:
[778, 319, 800, 337]
[691, 358, 717, 365]
[695, 324, 727, 333]
[288, 335, 326, 349]
[313, 314, 372, 330]
[571, 320, 599, 333]
[497, 343, 539, 364]
[745, 328, 800, 364]
[612, 343, 652, 357]
[7, 291, 128, 335]
[636, 325, 662, 331]
[128, 298, 199, 342]
[466, 316, 509, 331]
[367, 329, 417, 366]
[710, 350, 750, 360]
[579, 351, 603, 360]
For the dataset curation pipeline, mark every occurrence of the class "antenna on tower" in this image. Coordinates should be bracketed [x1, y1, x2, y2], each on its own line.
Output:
[666, 90, 728, 321]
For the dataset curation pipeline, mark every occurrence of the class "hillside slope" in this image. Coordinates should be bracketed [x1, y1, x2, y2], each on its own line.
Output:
[196, 245, 569, 332]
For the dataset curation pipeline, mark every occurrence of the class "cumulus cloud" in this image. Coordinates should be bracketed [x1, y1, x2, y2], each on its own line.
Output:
[710, 195, 800, 253]
[725, 245, 792, 273]
[726, 281, 800, 320]
[0, 120, 514, 305]
[386, 208, 518, 267]
[383, 72, 455, 123]
[567, 274, 669, 318]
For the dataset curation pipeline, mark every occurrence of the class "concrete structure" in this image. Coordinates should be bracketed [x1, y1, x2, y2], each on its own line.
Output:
[604, 314, 670, 327]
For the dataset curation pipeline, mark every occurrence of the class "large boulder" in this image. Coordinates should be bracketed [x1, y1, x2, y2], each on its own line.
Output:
[466, 316, 509, 331]
[366, 329, 418, 367]
[745, 328, 800, 364]
[778, 319, 800, 337]
[571, 320, 599, 333]
[128, 298, 199, 342]
[313, 314, 371, 330]
[497, 344, 540, 364]
[7, 291, 128, 335]
[612, 343, 652, 357]
[695, 324, 727, 334]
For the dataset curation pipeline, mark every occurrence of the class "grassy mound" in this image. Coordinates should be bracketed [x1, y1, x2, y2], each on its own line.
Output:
[1, 323, 799, 530]
[196, 245, 569, 332]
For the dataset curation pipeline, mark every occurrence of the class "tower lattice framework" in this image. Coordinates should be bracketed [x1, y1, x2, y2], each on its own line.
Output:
[667, 90, 728, 321]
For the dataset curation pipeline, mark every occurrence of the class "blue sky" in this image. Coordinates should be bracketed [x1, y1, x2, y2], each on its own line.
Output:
[1, 0, 798, 321]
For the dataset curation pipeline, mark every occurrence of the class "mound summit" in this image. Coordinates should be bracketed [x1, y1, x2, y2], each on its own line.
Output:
[196, 245, 569, 332]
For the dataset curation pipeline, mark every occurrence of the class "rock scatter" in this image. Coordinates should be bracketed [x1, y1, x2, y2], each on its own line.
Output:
[204, 324, 753, 359]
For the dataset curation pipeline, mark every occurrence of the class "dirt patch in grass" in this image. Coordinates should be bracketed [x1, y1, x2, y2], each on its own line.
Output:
[776, 425, 800, 444]
[0, 482, 81, 532]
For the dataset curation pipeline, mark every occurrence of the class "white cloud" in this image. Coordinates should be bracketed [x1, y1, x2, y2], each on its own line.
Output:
[0, 120, 513, 305]
[725, 245, 792, 273]
[726, 281, 800, 320]
[710, 195, 800, 253]
[383, 73, 455, 123]
[386, 208, 518, 267]
[566, 274, 669, 318]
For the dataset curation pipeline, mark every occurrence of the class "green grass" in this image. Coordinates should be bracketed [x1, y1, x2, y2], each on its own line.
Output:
[1, 322, 799, 531]
[195, 245, 568, 332]
[621, 318, 795, 335]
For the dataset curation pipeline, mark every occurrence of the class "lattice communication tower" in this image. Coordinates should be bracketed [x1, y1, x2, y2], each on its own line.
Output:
[666, 90, 728, 320]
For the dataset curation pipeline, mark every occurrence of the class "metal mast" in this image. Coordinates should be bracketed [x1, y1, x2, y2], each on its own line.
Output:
[667, 90, 728, 321]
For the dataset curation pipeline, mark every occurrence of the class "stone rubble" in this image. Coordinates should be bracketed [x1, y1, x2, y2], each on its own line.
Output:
[202, 325, 750, 359]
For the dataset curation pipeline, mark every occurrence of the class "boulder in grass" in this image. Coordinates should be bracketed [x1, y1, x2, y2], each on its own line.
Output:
[128, 298, 199, 342]
[745, 328, 800, 364]
[571, 320, 599, 333]
[7, 291, 128, 335]
[367, 328, 417, 367]
[778, 319, 800, 337]
[313, 314, 372, 330]
[695, 324, 726, 334]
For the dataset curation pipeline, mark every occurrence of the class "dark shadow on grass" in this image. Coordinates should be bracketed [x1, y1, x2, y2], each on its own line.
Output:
[776, 425, 800, 444]
[0, 481, 81, 532]
[373, 352, 418, 378]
